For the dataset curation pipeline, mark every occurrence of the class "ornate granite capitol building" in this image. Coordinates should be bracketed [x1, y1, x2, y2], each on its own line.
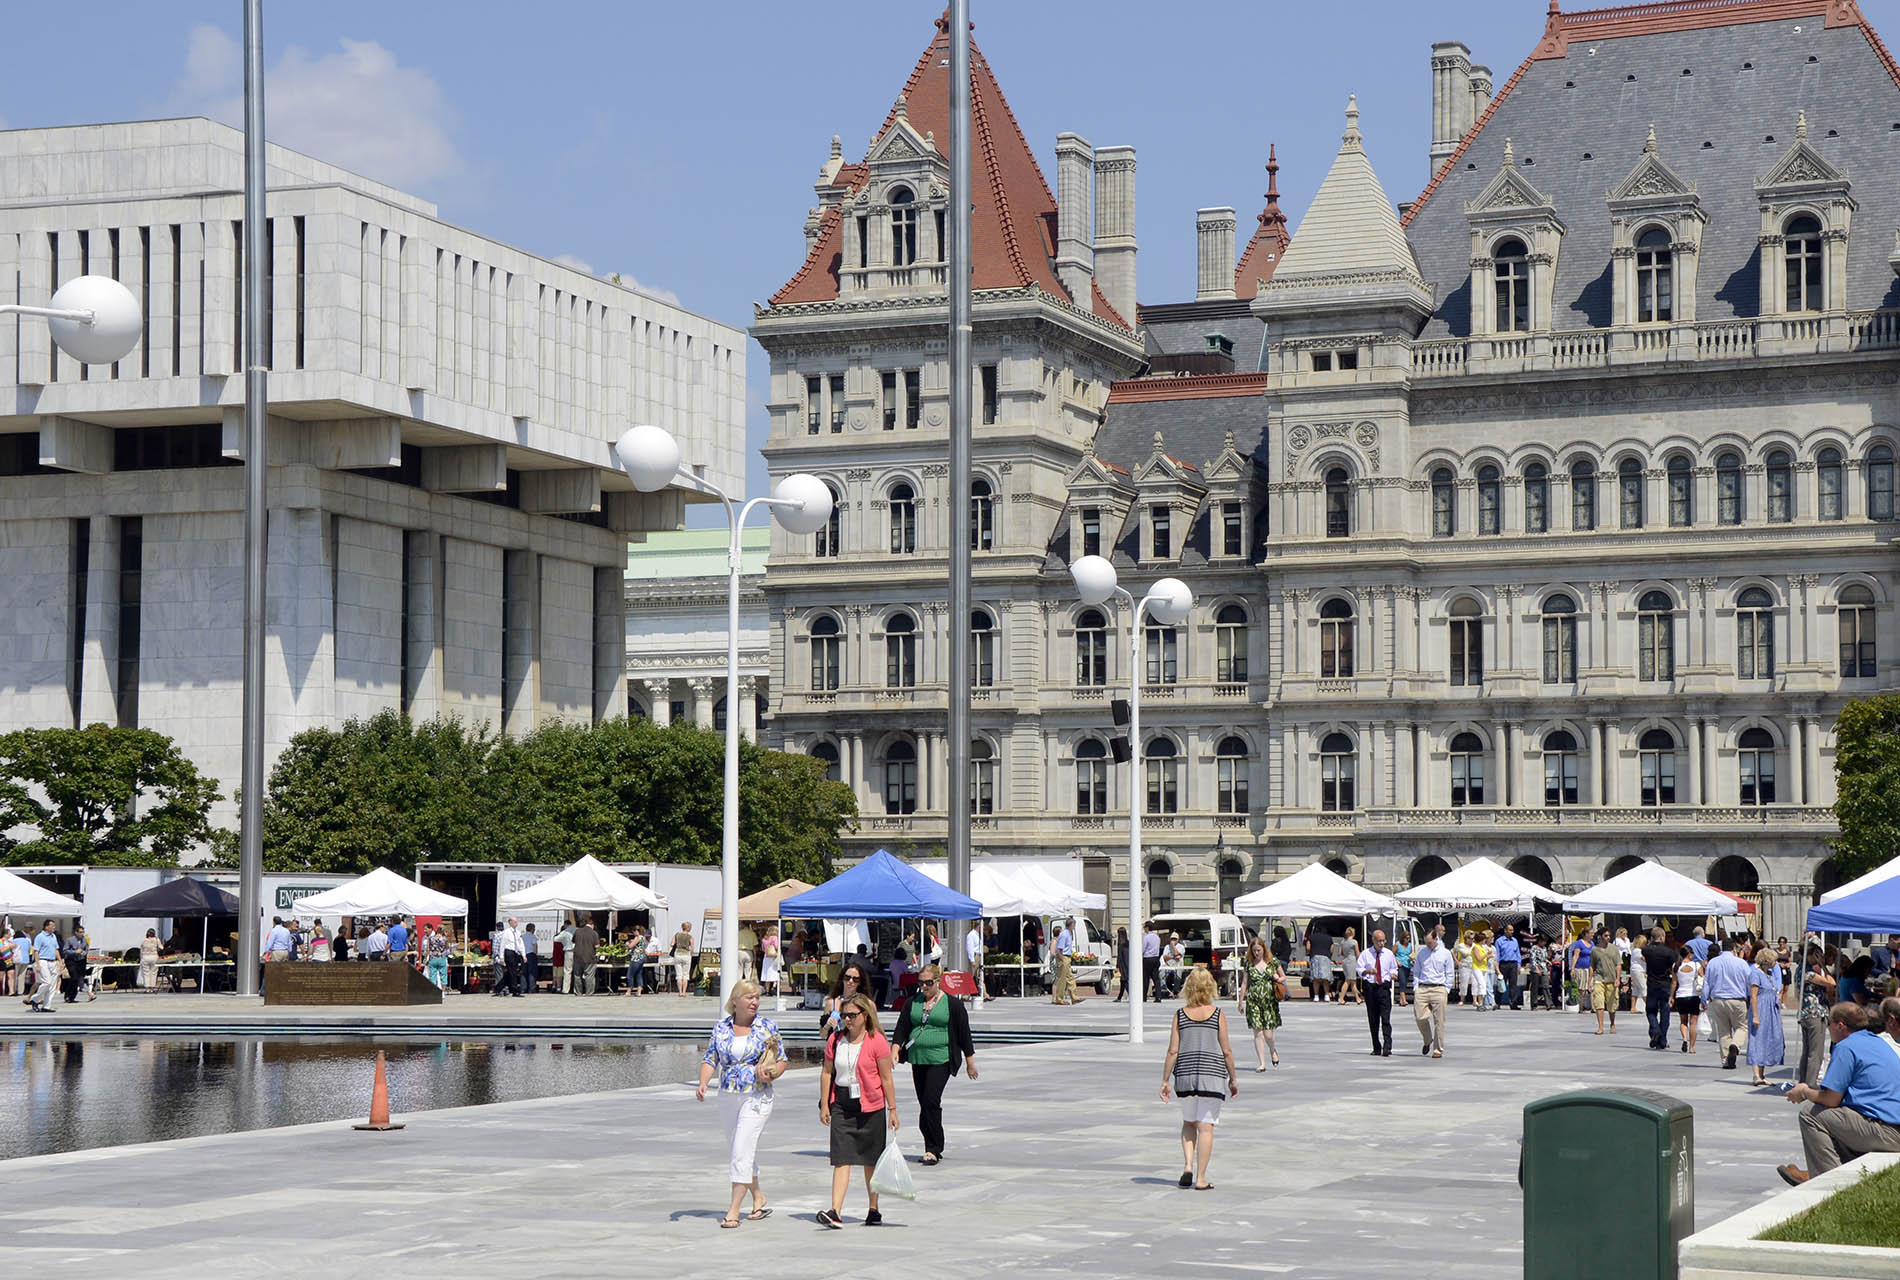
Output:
[754, 0, 1900, 941]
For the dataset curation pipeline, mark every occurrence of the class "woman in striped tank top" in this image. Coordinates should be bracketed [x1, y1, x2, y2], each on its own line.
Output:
[1160, 967, 1239, 1190]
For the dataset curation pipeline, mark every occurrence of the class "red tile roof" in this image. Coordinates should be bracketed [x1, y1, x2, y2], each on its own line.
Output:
[1403, 0, 1891, 229]
[768, 17, 1130, 330]
[1234, 143, 1291, 300]
[1106, 372, 1271, 404]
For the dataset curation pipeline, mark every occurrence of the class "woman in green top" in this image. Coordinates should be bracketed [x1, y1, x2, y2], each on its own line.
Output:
[1238, 937, 1283, 1069]
[893, 962, 979, 1165]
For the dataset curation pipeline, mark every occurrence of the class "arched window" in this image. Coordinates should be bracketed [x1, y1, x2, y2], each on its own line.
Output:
[816, 482, 843, 557]
[1635, 226, 1674, 323]
[883, 739, 918, 814]
[1766, 449, 1793, 523]
[1618, 457, 1644, 529]
[1145, 622, 1179, 685]
[1319, 732, 1356, 811]
[1148, 858, 1174, 914]
[1324, 857, 1351, 877]
[1075, 738, 1108, 815]
[1216, 604, 1248, 684]
[889, 186, 918, 267]
[1509, 856, 1555, 889]
[1145, 737, 1179, 815]
[1449, 596, 1483, 687]
[1408, 855, 1451, 887]
[1449, 730, 1486, 807]
[810, 615, 842, 691]
[1325, 467, 1351, 538]
[1868, 444, 1896, 521]
[628, 695, 648, 721]
[1710, 854, 1761, 893]
[1638, 728, 1677, 806]
[1737, 587, 1774, 679]
[884, 612, 917, 688]
[1839, 583, 1876, 677]
[1219, 857, 1246, 914]
[970, 479, 994, 551]
[1075, 608, 1108, 687]
[1784, 214, 1823, 312]
[1494, 237, 1530, 332]
[1606, 854, 1646, 879]
[1737, 729, 1776, 806]
[1431, 466, 1456, 537]
[1570, 459, 1597, 531]
[970, 738, 995, 815]
[970, 608, 996, 688]
[1216, 736, 1249, 814]
[1637, 589, 1674, 682]
[1818, 447, 1844, 521]
[810, 740, 841, 783]
[888, 482, 916, 554]
[1524, 462, 1550, 533]
[1319, 597, 1355, 678]
[1667, 455, 1693, 526]
[1541, 594, 1577, 684]
[1716, 452, 1744, 525]
[1477, 464, 1502, 535]
[1542, 730, 1580, 806]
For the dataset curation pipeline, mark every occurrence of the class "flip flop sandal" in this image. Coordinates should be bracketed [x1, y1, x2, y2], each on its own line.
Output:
[747, 1207, 772, 1220]
[719, 1218, 740, 1229]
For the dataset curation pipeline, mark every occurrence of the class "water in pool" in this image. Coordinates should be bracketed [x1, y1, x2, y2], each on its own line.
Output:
[0, 1037, 817, 1161]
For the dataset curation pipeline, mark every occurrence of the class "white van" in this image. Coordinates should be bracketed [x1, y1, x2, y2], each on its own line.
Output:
[1040, 915, 1114, 994]
[1149, 912, 1249, 996]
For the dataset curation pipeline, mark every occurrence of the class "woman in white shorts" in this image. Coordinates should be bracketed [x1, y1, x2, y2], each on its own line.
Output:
[1159, 968, 1238, 1190]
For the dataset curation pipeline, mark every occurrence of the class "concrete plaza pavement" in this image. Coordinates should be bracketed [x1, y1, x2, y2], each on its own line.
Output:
[0, 997, 1803, 1277]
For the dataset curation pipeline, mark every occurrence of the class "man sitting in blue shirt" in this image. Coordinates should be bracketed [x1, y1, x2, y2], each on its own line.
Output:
[1777, 1003, 1900, 1185]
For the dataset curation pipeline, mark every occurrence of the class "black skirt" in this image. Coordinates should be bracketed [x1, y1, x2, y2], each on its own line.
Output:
[828, 1094, 888, 1167]
[1675, 995, 1701, 1016]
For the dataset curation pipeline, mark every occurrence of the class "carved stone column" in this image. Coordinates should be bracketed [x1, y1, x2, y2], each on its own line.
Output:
[645, 679, 672, 727]
[739, 675, 759, 744]
[689, 678, 716, 729]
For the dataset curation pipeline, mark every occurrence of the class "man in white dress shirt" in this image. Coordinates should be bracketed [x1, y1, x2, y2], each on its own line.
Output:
[1358, 930, 1398, 1057]
[493, 917, 525, 997]
[1413, 928, 1455, 1059]
[965, 924, 985, 1001]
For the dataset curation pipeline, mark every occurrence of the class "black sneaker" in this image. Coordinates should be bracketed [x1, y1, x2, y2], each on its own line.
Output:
[817, 1209, 844, 1230]
[864, 1209, 883, 1226]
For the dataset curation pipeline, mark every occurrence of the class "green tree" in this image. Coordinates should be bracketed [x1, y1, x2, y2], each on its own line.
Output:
[1833, 694, 1900, 879]
[0, 725, 220, 866]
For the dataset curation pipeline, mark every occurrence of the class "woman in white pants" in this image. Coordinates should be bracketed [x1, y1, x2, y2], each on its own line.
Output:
[697, 979, 785, 1228]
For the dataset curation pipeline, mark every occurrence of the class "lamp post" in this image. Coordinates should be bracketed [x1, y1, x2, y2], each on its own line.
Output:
[2, 275, 143, 364]
[615, 423, 833, 1001]
[1069, 554, 1192, 1044]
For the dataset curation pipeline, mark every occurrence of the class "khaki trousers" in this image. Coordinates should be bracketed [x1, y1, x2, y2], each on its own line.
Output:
[1414, 985, 1448, 1053]
[1706, 997, 1749, 1057]
[1800, 1103, 1900, 1173]
[1052, 954, 1077, 1004]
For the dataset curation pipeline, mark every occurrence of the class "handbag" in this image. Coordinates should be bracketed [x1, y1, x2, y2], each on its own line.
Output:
[1273, 977, 1289, 1002]
[755, 1031, 781, 1081]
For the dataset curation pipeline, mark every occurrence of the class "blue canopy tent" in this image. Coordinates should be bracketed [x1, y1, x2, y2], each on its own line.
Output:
[1805, 874, 1900, 933]
[780, 850, 982, 920]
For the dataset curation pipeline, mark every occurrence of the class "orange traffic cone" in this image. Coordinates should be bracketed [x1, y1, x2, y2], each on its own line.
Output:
[353, 1050, 405, 1131]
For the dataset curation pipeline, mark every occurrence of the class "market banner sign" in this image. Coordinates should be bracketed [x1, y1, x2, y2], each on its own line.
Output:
[275, 885, 330, 911]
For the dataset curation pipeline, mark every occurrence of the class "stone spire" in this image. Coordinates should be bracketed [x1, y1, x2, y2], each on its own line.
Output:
[1260, 96, 1425, 292]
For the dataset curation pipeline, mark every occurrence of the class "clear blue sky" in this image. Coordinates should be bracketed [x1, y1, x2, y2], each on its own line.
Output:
[1, 3, 1661, 516]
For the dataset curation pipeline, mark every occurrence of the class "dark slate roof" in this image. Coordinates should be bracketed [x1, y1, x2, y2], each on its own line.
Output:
[1137, 299, 1268, 371]
[1403, 14, 1900, 339]
[1089, 385, 1268, 477]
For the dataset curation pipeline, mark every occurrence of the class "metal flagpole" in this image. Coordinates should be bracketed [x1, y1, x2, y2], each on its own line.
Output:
[946, 0, 975, 971]
[235, 0, 269, 997]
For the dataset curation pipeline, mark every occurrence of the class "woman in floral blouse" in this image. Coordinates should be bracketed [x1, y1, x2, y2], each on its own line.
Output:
[697, 978, 786, 1228]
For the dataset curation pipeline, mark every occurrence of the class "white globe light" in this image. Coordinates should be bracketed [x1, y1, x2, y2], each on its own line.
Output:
[1069, 554, 1119, 605]
[1147, 577, 1194, 624]
[772, 472, 834, 535]
[47, 275, 142, 365]
[614, 423, 682, 493]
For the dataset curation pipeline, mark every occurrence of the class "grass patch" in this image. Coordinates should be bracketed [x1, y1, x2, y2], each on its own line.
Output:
[1757, 1161, 1900, 1249]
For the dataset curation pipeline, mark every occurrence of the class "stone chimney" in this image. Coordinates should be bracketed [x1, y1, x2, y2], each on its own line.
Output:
[1468, 64, 1493, 126]
[1054, 132, 1095, 307]
[1195, 208, 1237, 301]
[1430, 41, 1474, 170]
[1093, 144, 1137, 324]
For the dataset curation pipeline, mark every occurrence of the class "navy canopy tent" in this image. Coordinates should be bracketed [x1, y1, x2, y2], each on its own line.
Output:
[103, 878, 240, 918]
[1805, 874, 1900, 933]
[779, 850, 982, 920]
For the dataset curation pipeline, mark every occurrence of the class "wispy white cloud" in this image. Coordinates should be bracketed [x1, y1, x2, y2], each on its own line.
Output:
[551, 253, 596, 275]
[549, 254, 682, 307]
[170, 24, 464, 191]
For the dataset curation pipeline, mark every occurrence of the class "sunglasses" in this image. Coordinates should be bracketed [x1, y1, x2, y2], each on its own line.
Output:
[843, 975, 861, 983]
[843, 1010, 865, 1020]
[919, 978, 938, 987]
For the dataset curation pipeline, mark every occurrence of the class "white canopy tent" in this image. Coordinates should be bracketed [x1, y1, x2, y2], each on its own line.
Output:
[496, 855, 668, 913]
[1395, 857, 1554, 914]
[1233, 862, 1397, 917]
[916, 863, 1032, 917]
[915, 862, 1105, 917]
[0, 867, 86, 918]
[1821, 853, 1900, 903]
[1561, 861, 1738, 915]
[288, 866, 469, 919]
[1012, 865, 1107, 915]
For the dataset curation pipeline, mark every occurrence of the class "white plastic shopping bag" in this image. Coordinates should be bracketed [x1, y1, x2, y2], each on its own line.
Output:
[1696, 1011, 1712, 1039]
[869, 1139, 918, 1200]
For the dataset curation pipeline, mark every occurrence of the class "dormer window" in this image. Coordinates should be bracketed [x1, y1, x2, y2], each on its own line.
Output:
[1494, 238, 1530, 332]
[889, 187, 918, 267]
[1784, 215, 1823, 311]
[1221, 500, 1244, 556]
[1635, 228, 1673, 323]
[1150, 504, 1172, 559]
[1081, 506, 1102, 557]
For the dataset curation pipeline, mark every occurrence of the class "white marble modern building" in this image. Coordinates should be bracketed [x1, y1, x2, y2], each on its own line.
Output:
[754, 2, 1900, 942]
[0, 118, 743, 824]
[624, 527, 769, 739]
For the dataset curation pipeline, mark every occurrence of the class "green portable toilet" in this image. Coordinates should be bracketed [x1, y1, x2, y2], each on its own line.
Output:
[1521, 1088, 1694, 1280]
